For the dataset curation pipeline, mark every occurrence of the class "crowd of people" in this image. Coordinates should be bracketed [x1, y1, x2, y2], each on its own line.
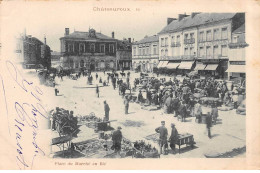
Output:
[132, 75, 245, 123]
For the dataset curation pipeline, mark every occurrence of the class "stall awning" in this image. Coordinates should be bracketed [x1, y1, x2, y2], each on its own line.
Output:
[194, 63, 206, 70]
[160, 61, 169, 68]
[204, 64, 219, 71]
[178, 61, 194, 69]
[157, 61, 164, 68]
[166, 62, 180, 69]
[228, 65, 245, 73]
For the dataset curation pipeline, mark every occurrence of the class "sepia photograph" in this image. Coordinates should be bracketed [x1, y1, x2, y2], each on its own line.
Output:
[0, 0, 259, 170]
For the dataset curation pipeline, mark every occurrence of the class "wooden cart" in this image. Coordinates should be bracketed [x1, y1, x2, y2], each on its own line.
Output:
[176, 133, 196, 154]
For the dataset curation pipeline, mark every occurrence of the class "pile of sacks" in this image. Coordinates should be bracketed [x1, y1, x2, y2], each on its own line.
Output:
[236, 99, 246, 115]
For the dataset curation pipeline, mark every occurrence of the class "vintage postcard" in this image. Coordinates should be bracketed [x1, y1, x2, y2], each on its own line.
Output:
[0, 0, 260, 170]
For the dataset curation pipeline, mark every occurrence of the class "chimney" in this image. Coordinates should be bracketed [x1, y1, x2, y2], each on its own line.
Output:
[167, 18, 177, 25]
[128, 38, 131, 43]
[44, 35, 46, 45]
[178, 14, 189, 21]
[191, 12, 200, 18]
[65, 28, 70, 36]
[112, 31, 115, 38]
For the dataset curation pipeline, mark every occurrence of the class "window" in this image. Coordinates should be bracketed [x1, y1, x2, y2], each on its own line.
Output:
[161, 38, 164, 46]
[190, 33, 194, 39]
[100, 44, 105, 53]
[221, 45, 228, 56]
[221, 28, 228, 39]
[109, 44, 114, 53]
[146, 47, 150, 55]
[184, 48, 189, 55]
[171, 36, 175, 44]
[199, 47, 204, 57]
[177, 35, 180, 43]
[206, 30, 212, 41]
[79, 43, 85, 53]
[165, 49, 168, 56]
[213, 45, 219, 58]
[199, 31, 204, 42]
[206, 46, 211, 58]
[68, 43, 74, 52]
[133, 47, 136, 55]
[161, 49, 164, 56]
[213, 29, 220, 40]
[100, 60, 105, 69]
[90, 44, 95, 52]
[233, 36, 238, 43]
[153, 45, 157, 55]
[142, 48, 145, 55]
[139, 48, 141, 55]
[190, 47, 194, 56]
[165, 37, 168, 46]
[184, 34, 188, 40]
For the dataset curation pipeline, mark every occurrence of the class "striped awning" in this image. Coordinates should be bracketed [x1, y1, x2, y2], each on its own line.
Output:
[178, 61, 194, 69]
[166, 62, 180, 69]
[204, 64, 219, 71]
[228, 65, 245, 73]
[194, 63, 206, 70]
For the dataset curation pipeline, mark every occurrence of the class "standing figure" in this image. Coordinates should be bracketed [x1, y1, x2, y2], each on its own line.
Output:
[104, 101, 110, 121]
[155, 121, 168, 155]
[96, 73, 98, 80]
[169, 123, 178, 152]
[124, 96, 129, 114]
[112, 126, 123, 155]
[206, 112, 212, 138]
[211, 103, 218, 125]
[96, 85, 99, 98]
[194, 101, 202, 123]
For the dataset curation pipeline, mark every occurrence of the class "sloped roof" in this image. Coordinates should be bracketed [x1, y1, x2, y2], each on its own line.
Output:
[133, 35, 159, 45]
[233, 23, 245, 33]
[159, 13, 236, 34]
[60, 31, 116, 41]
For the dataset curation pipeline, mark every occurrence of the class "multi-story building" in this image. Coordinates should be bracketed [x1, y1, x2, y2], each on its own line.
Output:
[116, 38, 132, 70]
[16, 34, 51, 69]
[60, 28, 117, 72]
[132, 35, 159, 72]
[158, 13, 245, 79]
[227, 23, 247, 79]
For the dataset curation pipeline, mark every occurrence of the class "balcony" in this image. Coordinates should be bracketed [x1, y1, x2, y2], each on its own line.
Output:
[184, 38, 195, 44]
[228, 42, 249, 48]
[181, 55, 196, 60]
[171, 42, 181, 47]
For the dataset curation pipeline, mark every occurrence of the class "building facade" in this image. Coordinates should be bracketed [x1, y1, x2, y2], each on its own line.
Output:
[60, 28, 117, 72]
[132, 35, 159, 72]
[158, 13, 245, 79]
[16, 35, 51, 69]
[227, 23, 247, 79]
[116, 38, 132, 70]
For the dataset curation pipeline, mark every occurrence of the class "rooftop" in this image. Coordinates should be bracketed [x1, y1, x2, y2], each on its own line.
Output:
[60, 31, 116, 41]
[233, 23, 245, 33]
[133, 35, 159, 45]
[159, 13, 237, 34]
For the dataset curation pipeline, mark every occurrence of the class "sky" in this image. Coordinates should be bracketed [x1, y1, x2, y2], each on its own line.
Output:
[1, 0, 249, 53]
[1, 1, 186, 52]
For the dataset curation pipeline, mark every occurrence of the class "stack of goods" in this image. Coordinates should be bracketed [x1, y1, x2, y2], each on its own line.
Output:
[74, 138, 110, 157]
[133, 140, 159, 158]
[78, 113, 103, 129]
[50, 107, 79, 137]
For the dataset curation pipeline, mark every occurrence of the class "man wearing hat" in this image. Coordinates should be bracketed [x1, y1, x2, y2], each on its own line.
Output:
[155, 121, 168, 154]
[169, 123, 179, 152]
[112, 126, 123, 155]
